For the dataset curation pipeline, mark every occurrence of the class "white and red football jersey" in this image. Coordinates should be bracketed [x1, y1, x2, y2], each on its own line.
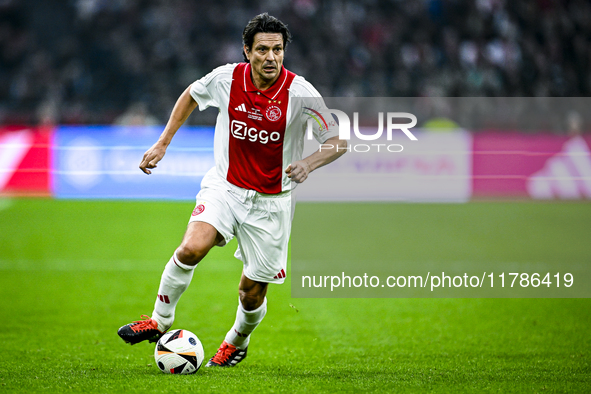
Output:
[190, 63, 338, 194]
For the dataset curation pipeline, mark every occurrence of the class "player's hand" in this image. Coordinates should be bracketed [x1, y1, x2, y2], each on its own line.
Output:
[285, 161, 311, 183]
[139, 142, 167, 174]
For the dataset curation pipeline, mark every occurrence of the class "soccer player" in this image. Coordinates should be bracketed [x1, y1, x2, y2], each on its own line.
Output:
[117, 13, 346, 367]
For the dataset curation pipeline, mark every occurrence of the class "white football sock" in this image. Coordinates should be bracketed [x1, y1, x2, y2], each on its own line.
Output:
[224, 297, 267, 349]
[151, 252, 196, 331]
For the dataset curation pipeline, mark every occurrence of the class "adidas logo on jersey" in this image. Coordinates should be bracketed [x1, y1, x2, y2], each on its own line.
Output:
[235, 103, 247, 112]
[527, 136, 591, 199]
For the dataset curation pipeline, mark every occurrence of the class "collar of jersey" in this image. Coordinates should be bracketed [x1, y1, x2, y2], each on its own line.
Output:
[242, 63, 287, 101]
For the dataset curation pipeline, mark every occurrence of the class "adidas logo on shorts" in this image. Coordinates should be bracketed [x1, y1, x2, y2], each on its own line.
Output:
[273, 269, 286, 279]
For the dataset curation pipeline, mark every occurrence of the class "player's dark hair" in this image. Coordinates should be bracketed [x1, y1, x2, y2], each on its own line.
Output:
[242, 13, 292, 62]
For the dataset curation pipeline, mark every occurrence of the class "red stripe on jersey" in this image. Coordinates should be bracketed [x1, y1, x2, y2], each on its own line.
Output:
[227, 63, 296, 194]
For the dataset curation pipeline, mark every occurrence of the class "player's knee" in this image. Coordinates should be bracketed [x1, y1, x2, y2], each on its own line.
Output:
[239, 291, 264, 311]
[175, 242, 210, 266]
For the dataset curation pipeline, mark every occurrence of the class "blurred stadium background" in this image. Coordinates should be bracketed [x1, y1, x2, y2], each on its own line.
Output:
[1, 0, 591, 200]
[2, 0, 591, 125]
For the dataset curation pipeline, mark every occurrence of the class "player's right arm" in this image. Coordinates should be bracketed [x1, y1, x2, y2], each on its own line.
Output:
[139, 86, 198, 174]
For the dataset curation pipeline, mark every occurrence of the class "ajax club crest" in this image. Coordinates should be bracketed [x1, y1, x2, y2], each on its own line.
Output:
[265, 105, 282, 122]
[192, 204, 205, 216]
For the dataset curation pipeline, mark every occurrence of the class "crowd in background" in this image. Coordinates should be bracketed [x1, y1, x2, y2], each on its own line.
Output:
[1, 0, 590, 128]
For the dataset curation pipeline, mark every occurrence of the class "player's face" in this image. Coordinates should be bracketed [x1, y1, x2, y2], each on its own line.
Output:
[245, 32, 284, 90]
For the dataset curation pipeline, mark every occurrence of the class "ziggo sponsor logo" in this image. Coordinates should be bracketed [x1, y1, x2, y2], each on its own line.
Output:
[231, 120, 281, 144]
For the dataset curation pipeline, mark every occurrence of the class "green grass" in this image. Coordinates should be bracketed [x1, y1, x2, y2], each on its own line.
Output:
[0, 199, 590, 393]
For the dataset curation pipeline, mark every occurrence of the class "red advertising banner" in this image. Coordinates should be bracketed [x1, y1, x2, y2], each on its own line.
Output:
[473, 132, 591, 199]
[0, 126, 52, 196]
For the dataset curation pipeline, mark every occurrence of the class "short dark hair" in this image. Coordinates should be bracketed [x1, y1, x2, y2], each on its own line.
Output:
[242, 13, 292, 62]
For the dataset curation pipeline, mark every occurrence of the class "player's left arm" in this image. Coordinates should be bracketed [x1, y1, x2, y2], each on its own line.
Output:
[285, 136, 347, 183]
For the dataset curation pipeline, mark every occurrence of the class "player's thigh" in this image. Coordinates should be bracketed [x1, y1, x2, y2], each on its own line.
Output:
[176, 221, 224, 264]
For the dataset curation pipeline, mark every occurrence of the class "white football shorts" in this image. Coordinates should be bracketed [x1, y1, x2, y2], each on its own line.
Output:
[188, 168, 292, 284]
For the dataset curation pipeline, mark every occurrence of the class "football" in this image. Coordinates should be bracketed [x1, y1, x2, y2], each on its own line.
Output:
[154, 329, 204, 374]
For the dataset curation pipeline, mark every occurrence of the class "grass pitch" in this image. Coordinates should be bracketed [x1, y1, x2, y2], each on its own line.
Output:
[0, 199, 589, 393]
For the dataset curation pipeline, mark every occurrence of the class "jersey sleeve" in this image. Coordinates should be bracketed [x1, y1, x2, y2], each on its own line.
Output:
[291, 76, 340, 143]
[190, 63, 236, 110]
